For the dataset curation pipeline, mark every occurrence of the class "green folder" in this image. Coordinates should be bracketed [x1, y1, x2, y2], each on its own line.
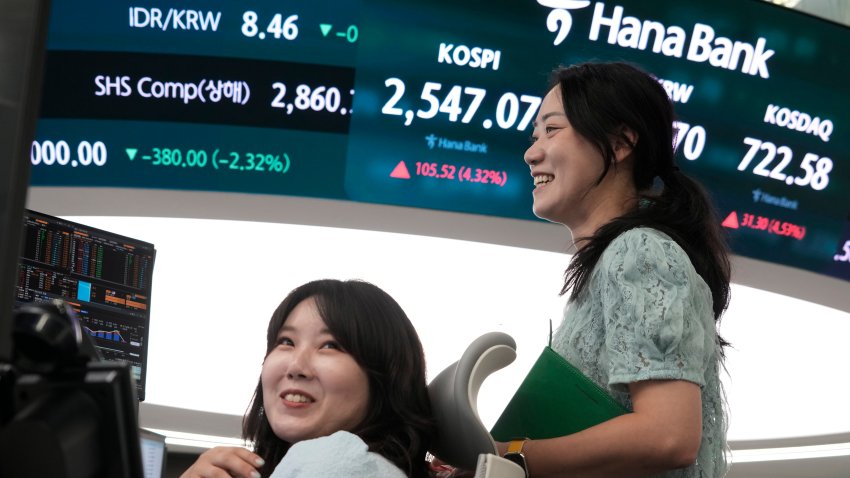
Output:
[490, 346, 629, 441]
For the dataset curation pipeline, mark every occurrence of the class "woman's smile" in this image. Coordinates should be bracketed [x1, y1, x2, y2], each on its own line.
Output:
[261, 298, 370, 443]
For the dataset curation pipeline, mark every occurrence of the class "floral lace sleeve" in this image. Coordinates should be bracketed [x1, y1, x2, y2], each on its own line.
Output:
[600, 228, 715, 390]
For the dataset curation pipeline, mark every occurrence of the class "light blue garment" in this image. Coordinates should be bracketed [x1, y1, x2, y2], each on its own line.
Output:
[269, 430, 406, 478]
[551, 228, 728, 477]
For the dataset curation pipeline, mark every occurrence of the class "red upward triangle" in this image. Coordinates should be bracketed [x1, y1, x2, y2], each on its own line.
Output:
[389, 161, 410, 179]
[721, 211, 739, 229]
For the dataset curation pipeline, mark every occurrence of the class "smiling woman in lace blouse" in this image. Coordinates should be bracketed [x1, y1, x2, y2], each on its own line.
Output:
[504, 61, 732, 478]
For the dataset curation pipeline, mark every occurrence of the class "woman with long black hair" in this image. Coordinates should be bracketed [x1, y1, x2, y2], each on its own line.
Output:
[503, 61, 730, 477]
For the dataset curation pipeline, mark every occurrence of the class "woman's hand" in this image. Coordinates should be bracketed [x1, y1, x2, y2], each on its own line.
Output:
[427, 442, 510, 477]
[180, 446, 265, 478]
[428, 456, 475, 478]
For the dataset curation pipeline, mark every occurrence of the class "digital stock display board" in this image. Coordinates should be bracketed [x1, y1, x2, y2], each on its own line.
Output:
[29, 0, 850, 283]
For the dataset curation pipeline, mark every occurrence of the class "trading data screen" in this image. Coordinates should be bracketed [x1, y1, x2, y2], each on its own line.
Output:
[15, 210, 156, 400]
[29, 0, 850, 284]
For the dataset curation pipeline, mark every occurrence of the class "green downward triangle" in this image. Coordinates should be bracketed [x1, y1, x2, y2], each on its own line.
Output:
[320, 24, 332, 37]
[126, 148, 138, 160]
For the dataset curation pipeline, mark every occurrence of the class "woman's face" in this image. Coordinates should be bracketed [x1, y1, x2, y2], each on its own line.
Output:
[524, 86, 608, 226]
[261, 297, 370, 443]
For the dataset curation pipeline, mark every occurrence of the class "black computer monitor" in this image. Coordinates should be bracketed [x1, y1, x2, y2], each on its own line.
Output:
[1, 1, 149, 476]
[14, 209, 157, 401]
[0, 0, 50, 362]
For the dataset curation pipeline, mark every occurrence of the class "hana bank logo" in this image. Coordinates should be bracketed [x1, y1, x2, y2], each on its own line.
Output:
[537, 0, 592, 45]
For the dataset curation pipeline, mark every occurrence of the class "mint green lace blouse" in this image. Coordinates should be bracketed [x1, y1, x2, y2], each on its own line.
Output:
[551, 228, 728, 477]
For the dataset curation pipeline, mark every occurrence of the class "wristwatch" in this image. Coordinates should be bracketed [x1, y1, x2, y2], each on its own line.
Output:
[503, 438, 529, 477]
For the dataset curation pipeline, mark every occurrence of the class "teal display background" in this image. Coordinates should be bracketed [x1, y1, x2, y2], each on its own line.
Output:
[30, 0, 850, 282]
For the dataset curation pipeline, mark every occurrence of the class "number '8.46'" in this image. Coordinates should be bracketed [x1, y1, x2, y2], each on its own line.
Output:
[242, 11, 298, 40]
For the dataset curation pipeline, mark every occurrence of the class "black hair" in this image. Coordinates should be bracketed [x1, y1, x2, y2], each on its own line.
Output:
[242, 279, 435, 477]
[551, 62, 731, 344]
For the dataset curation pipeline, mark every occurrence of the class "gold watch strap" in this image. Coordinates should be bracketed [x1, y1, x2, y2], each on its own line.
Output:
[506, 438, 527, 455]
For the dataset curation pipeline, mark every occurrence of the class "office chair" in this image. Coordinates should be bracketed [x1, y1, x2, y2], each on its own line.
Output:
[427, 332, 525, 478]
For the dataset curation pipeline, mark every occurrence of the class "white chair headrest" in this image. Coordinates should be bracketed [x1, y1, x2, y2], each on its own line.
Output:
[427, 332, 517, 471]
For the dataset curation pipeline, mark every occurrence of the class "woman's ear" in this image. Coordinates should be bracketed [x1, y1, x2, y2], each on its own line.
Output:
[612, 126, 638, 163]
